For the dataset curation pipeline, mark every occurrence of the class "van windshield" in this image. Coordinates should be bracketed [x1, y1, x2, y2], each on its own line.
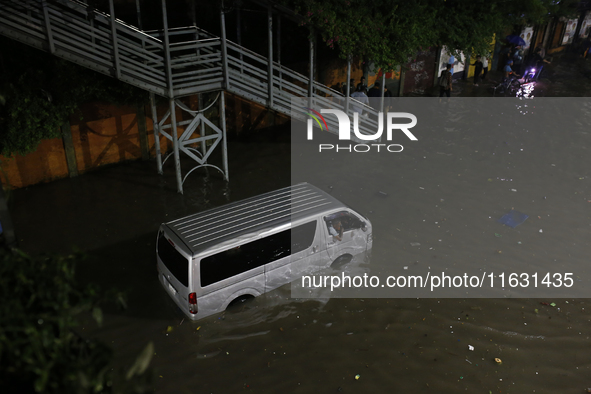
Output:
[157, 232, 189, 287]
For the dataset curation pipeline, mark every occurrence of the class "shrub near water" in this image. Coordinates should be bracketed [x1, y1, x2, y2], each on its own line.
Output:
[0, 248, 152, 393]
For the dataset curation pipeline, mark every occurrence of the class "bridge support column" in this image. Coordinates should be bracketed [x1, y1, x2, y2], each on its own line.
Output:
[168, 98, 183, 193]
[149, 93, 163, 174]
[220, 92, 229, 181]
[155, 95, 229, 189]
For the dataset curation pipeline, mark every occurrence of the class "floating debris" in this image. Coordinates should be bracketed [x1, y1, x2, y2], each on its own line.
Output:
[497, 210, 528, 228]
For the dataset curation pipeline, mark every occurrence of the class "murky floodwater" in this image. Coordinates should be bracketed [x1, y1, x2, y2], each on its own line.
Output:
[12, 66, 591, 393]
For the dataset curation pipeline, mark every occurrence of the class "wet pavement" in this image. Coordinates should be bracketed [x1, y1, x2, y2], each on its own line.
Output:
[10, 55, 591, 393]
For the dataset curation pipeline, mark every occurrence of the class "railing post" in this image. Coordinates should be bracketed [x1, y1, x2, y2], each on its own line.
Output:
[41, 0, 55, 54]
[237, 0, 243, 74]
[267, 6, 274, 108]
[135, 0, 143, 31]
[189, 0, 200, 59]
[150, 93, 163, 174]
[135, 0, 147, 65]
[161, 0, 173, 98]
[108, 0, 121, 79]
[308, 33, 314, 108]
[220, 2, 230, 90]
[84, 1, 96, 47]
[277, 15, 282, 90]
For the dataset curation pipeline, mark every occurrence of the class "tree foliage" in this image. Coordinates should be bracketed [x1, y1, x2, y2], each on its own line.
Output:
[0, 37, 147, 157]
[279, 0, 581, 70]
[0, 247, 153, 393]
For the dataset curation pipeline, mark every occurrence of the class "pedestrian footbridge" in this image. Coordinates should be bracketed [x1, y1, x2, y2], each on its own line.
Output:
[0, 0, 385, 192]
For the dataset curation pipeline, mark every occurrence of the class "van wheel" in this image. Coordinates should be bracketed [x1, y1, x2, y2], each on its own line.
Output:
[331, 254, 353, 269]
[227, 295, 254, 311]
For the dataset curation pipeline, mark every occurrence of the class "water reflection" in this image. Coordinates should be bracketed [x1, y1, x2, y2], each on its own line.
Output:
[514, 81, 535, 98]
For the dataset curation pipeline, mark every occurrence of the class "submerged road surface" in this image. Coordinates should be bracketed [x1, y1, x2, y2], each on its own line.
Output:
[11, 94, 591, 392]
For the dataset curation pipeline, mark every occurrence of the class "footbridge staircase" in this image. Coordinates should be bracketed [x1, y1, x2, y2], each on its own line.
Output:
[0, 0, 386, 193]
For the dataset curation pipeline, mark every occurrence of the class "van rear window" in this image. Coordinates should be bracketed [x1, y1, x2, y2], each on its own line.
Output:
[200, 221, 317, 287]
[158, 233, 189, 287]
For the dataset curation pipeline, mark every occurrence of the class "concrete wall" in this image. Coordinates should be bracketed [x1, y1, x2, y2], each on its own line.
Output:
[0, 93, 289, 189]
[0, 138, 71, 189]
[322, 58, 401, 95]
[404, 48, 437, 95]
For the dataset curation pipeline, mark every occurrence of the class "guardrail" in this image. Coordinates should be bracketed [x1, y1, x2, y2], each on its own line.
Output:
[0, 0, 381, 137]
[0, 0, 168, 95]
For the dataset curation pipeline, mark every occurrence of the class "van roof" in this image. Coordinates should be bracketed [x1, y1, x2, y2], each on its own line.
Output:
[165, 183, 347, 255]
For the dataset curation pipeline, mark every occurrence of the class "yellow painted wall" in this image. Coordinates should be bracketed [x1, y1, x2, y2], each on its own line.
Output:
[70, 104, 147, 173]
[322, 59, 400, 92]
[466, 37, 495, 78]
[0, 138, 70, 189]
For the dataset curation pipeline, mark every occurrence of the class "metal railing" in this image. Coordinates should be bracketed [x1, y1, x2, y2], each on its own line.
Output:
[0, 0, 380, 136]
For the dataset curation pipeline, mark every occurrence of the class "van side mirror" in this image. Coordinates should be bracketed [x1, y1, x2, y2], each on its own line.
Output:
[361, 221, 367, 232]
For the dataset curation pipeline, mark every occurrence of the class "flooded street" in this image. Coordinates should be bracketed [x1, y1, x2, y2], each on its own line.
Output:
[12, 94, 591, 391]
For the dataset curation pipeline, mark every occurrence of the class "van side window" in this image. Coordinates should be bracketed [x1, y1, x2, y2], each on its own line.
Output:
[342, 213, 363, 231]
[291, 221, 317, 254]
[200, 221, 317, 287]
[324, 211, 364, 232]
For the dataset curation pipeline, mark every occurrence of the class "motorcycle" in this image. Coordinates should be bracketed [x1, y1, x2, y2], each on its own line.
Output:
[522, 67, 537, 83]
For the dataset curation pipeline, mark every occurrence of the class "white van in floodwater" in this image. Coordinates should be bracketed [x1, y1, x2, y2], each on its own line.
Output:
[156, 183, 372, 320]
